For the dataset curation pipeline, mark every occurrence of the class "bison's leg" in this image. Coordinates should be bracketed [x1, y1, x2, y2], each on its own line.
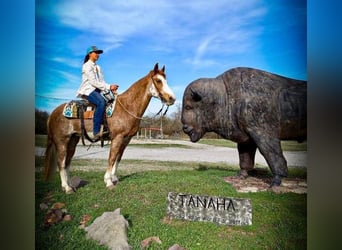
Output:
[237, 140, 257, 178]
[249, 131, 288, 186]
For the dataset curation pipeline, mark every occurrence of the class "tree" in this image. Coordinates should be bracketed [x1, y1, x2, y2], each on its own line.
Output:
[35, 109, 49, 134]
[139, 104, 184, 138]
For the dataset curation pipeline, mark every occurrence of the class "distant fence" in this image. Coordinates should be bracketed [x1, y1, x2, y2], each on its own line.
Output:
[136, 127, 163, 139]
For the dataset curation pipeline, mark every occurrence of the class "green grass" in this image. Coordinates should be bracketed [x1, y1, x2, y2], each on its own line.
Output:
[198, 139, 238, 148]
[280, 141, 307, 151]
[35, 158, 306, 249]
[198, 139, 307, 151]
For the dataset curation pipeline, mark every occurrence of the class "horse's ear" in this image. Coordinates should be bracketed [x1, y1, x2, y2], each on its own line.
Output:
[154, 63, 159, 73]
[161, 65, 165, 72]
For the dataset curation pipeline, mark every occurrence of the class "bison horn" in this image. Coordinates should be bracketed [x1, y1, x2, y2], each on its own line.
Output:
[190, 88, 202, 102]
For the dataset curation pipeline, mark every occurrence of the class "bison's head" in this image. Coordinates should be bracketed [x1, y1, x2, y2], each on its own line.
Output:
[181, 79, 222, 142]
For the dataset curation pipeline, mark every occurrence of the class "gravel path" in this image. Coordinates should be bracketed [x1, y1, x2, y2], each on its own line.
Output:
[35, 139, 306, 167]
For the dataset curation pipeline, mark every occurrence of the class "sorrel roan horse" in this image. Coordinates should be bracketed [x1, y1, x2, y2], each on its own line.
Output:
[44, 63, 176, 194]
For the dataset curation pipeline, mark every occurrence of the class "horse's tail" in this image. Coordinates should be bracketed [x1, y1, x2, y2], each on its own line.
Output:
[44, 118, 57, 181]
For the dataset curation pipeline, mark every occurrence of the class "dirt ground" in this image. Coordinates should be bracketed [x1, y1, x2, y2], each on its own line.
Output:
[35, 139, 306, 167]
[223, 169, 307, 194]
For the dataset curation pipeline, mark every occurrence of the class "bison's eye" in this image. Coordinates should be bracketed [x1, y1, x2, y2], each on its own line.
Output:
[185, 105, 192, 110]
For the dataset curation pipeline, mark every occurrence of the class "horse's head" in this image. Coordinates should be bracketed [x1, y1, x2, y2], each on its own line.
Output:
[149, 63, 176, 106]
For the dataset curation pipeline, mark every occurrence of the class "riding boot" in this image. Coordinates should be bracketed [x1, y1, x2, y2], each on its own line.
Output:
[93, 125, 110, 141]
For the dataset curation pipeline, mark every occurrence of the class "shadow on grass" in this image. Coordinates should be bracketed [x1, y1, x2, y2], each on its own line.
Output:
[196, 163, 307, 181]
[196, 163, 238, 172]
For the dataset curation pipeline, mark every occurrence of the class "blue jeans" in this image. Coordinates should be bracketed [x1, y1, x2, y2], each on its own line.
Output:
[85, 89, 106, 134]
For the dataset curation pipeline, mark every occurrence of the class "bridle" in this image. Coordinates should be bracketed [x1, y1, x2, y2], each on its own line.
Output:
[116, 73, 169, 120]
[150, 73, 170, 116]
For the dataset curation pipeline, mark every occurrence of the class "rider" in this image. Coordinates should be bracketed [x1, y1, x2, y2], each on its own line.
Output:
[77, 46, 119, 141]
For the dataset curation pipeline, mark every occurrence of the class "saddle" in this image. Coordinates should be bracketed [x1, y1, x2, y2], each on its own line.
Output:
[62, 98, 117, 146]
[63, 99, 116, 119]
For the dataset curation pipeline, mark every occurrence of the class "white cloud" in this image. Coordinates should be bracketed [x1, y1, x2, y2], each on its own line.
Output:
[36, 0, 306, 114]
[52, 57, 82, 69]
[48, 0, 266, 57]
[58, 71, 80, 86]
[53, 1, 169, 42]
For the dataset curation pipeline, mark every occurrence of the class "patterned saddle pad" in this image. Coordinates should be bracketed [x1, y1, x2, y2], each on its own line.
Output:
[63, 99, 116, 119]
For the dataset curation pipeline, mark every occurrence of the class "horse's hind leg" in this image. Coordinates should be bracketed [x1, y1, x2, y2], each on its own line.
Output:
[56, 146, 73, 193]
[65, 135, 80, 167]
[57, 135, 80, 194]
[65, 135, 80, 189]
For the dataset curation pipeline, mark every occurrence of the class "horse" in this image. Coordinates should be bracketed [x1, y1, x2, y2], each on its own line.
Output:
[44, 63, 176, 194]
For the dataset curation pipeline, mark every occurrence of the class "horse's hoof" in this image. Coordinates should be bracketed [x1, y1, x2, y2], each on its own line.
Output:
[63, 186, 76, 194]
[66, 189, 76, 194]
[111, 175, 119, 185]
[62, 186, 75, 194]
[106, 184, 116, 190]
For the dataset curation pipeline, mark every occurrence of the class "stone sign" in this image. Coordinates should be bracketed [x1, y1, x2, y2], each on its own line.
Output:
[166, 192, 252, 226]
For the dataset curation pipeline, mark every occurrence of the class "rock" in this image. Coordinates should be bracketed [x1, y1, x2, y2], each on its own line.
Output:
[39, 203, 49, 210]
[44, 209, 65, 227]
[141, 236, 162, 249]
[63, 214, 72, 221]
[85, 208, 131, 250]
[71, 176, 89, 189]
[51, 202, 65, 210]
[43, 202, 72, 228]
[168, 243, 186, 250]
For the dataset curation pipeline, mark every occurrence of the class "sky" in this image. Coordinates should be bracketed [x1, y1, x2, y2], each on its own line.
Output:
[35, 0, 306, 115]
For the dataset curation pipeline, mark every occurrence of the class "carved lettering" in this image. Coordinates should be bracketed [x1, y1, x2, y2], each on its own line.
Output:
[167, 192, 252, 226]
[208, 198, 215, 209]
[179, 195, 236, 211]
[226, 199, 236, 211]
[179, 194, 187, 206]
[188, 195, 196, 207]
[197, 196, 207, 208]
[216, 198, 226, 210]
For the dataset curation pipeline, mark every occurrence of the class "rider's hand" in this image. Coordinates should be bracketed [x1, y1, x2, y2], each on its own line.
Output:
[110, 84, 119, 93]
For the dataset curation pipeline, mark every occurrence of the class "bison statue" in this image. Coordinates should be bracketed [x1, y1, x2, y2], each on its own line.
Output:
[181, 67, 306, 186]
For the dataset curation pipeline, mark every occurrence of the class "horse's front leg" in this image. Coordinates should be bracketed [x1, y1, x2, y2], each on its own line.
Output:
[104, 158, 120, 189]
[104, 136, 131, 189]
[104, 136, 124, 189]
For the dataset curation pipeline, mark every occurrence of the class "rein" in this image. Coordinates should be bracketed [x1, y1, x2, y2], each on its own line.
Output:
[116, 96, 169, 120]
[156, 104, 169, 116]
[116, 97, 144, 120]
